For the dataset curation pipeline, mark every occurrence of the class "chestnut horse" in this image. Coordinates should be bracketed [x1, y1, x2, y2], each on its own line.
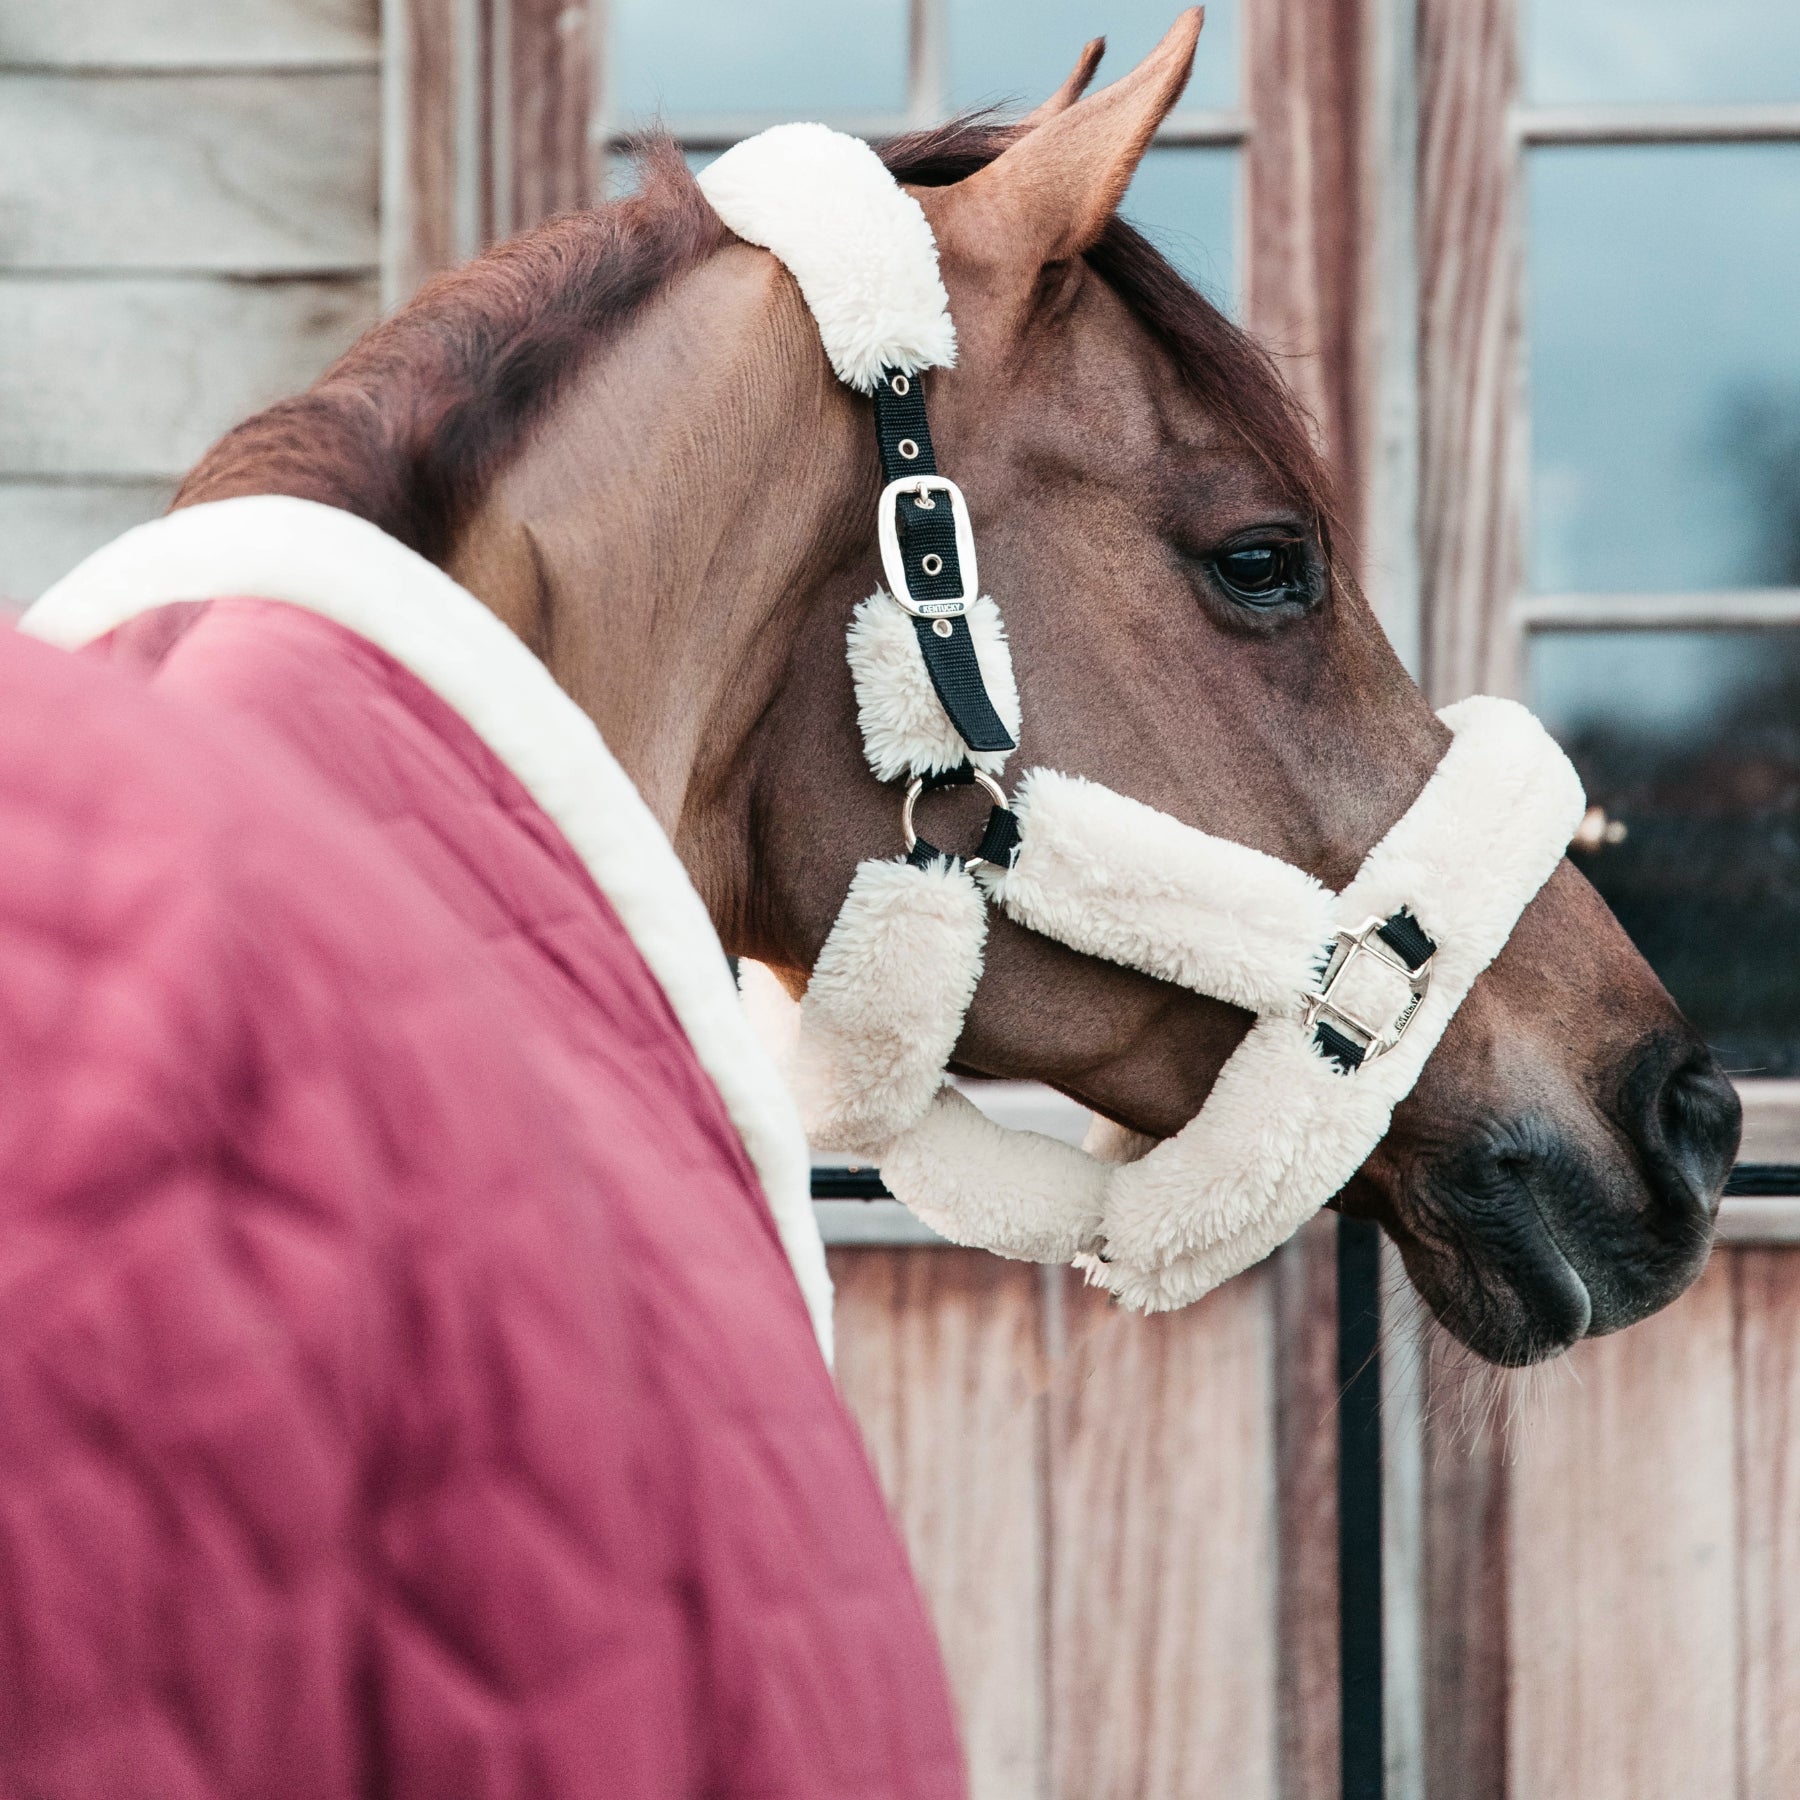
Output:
[172, 14, 1737, 1365]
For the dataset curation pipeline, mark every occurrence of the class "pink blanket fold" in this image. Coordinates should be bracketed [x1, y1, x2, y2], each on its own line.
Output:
[0, 603, 960, 1800]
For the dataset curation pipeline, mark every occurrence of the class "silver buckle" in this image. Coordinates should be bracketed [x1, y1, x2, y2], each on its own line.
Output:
[877, 475, 979, 618]
[1300, 916, 1435, 1066]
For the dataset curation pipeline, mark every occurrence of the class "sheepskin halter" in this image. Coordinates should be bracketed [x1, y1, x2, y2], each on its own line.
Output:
[700, 125, 1586, 1309]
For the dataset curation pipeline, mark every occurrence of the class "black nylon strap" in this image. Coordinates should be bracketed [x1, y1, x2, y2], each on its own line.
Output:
[872, 368, 937, 482]
[911, 617, 1015, 754]
[871, 367, 1016, 756]
[1315, 1022, 1368, 1075]
[975, 804, 1022, 868]
[1375, 908, 1435, 972]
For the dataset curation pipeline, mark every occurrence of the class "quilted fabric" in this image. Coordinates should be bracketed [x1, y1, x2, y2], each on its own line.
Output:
[0, 606, 962, 1799]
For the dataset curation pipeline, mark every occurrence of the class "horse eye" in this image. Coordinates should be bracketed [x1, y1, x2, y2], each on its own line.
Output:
[1212, 542, 1301, 604]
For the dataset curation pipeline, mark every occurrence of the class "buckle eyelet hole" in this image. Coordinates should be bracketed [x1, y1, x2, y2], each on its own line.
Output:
[897, 437, 920, 460]
[921, 552, 944, 576]
[890, 374, 911, 396]
[932, 618, 954, 638]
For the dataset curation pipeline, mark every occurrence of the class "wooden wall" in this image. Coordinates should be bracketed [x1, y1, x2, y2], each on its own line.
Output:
[830, 1221, 1342, 1800]
[0, 0, 382, 601]
[828, 1225, 1800, 1800]
[1410, 1232, 1800, 1800]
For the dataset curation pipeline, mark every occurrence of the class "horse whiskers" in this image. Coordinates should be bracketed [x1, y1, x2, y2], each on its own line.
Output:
[1307, 1239, 1593, 1476]
[1401, 1315, 1591, 1469]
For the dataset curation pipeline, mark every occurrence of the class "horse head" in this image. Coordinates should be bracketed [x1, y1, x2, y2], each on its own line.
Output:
[177, 11, 1738, 1365]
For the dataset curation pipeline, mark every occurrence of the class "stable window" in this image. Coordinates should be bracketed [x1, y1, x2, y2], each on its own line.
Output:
[1511, 0, 1800, 1099]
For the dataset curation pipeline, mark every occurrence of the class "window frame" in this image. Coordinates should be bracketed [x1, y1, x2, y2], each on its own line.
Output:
[586, 0, 1253, 310]
[1509, 23, 1800, 1154]
[1511, 99, 1800, 633]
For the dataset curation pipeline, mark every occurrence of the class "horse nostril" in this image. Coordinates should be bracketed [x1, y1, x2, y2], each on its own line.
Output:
[1627, 1041, 1741, 1225]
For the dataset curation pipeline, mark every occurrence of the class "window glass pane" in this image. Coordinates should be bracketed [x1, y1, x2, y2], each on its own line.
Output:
[948, 0, 1238, 115]
[1524, 0, 1800, 106]
[1121, 146, 1237, 310]
[1531, 628, 1800, 1073]
[611, 0, 909, 121]
[1529, 145, 1800, 593]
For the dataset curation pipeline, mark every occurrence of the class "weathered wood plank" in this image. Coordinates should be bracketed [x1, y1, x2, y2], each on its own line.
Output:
[1735, 1078, 1800, 1161]
[0, 480, 173, 603]
[0, 276, 378, 479]
[1245, 0, 1364, 513]
[1416, 0, 1523, 704]
[1506, 1257, 1737, 1800]
[0, 74, 378, 272]
[1048, 1266, 1278, 1800]
[1719, 1199, 1800, 1245]
[1419, 1321, 1511, 1800]
[1735, 1247, 1800, 1800]
[1353, 0, 1424, 676]
[1273, 1216, 1340, 1800]
[386, 0, 483, 298]
[386, 0, 595, 299]
[0, 0, 378, 69]
[830, 1249, 1047, 1800]
[503, 0, 594, 231]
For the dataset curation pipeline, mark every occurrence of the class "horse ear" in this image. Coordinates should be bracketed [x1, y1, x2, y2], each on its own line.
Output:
[926, 9, 1202, 278]
[1016, 37, 1106, 130]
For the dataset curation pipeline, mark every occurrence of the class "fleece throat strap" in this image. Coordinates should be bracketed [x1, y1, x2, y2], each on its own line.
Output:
[700, 125, 1586, 1308]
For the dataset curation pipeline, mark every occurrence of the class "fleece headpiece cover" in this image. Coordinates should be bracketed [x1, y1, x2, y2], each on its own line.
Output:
[700, 127, 1585, 1308]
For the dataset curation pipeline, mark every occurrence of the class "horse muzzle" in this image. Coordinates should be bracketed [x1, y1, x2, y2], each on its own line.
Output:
[781, 691, 1587, 1309]
[1365, 1026, 1737, 1363]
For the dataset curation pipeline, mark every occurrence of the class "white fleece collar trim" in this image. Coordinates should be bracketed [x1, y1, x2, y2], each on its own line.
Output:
[22, 495, 833, 1360]
[698, 123, 957, 392]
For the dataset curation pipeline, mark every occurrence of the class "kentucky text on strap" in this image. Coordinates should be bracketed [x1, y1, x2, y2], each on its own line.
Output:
[698, 125, 1586, 1309]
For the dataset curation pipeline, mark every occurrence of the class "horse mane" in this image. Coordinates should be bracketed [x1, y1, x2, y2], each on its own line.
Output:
[174, 140, 726, 564]
[175, 124, 1337, 563]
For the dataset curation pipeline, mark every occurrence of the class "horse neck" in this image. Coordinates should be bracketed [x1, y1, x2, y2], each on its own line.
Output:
[444, 247, 871, 930]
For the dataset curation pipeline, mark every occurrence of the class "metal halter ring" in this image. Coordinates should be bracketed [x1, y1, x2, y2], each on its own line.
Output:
[1299, 915, 1435, 1065]
[901, 768, 1011, 867]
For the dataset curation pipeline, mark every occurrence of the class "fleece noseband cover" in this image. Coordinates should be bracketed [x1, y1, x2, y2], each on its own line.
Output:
[700, 128, 1586, 1308]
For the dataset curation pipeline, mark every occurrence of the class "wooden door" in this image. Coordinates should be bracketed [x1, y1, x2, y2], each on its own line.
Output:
[1410, 0, 1800, 1792]
[829, 1232, 1340, 1800]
